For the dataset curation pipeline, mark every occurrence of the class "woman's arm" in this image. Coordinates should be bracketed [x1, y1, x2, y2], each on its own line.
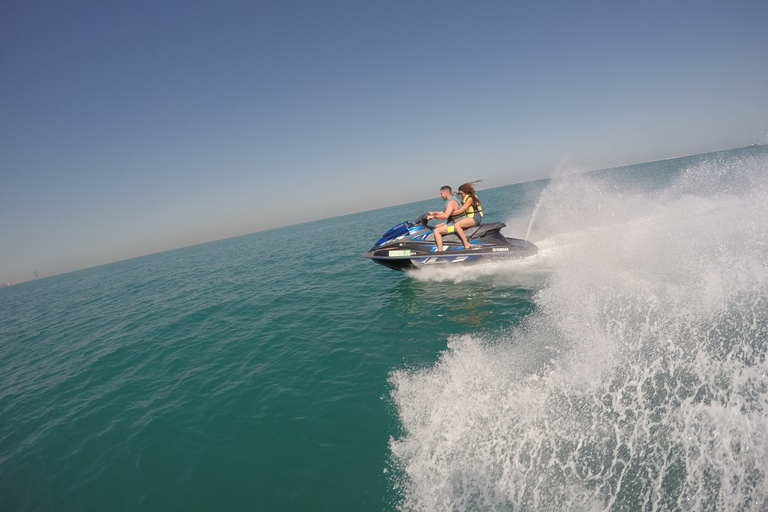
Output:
[453, 197, 472, 215]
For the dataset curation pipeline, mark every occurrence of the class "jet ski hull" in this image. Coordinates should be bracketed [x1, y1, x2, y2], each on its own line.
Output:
[364, 221, 537, 271]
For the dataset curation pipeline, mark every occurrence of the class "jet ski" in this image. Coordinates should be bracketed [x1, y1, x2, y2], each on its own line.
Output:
[364, 213, 538, 271]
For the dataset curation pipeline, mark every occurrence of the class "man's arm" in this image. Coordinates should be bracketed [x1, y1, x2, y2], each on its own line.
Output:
[433, 201, 457, 220]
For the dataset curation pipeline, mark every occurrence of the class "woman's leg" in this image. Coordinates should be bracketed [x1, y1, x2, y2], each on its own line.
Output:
[453, 218, 475, 249]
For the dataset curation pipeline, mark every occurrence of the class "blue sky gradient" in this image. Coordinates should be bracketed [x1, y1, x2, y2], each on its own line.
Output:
[2, 0, 767, 283]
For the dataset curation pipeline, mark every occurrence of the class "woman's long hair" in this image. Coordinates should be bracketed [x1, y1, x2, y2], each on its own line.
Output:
[458, 182, 481, 208]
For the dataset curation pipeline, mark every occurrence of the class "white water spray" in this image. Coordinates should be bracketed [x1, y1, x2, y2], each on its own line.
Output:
[524, 186, 548, 242]
[390, 148, 768, 512]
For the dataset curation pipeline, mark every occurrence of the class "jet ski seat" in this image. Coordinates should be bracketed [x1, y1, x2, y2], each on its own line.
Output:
[423, 222, 506, 243]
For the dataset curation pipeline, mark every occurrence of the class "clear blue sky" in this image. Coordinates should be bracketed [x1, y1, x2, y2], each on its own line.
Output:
[2, 0, 767, 284]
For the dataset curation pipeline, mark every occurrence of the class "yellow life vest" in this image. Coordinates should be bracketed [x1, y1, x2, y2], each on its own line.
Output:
[463, 194, 483, 218]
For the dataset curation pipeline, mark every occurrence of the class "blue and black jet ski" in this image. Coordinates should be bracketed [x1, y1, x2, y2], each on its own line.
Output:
[364, 213, 538, 271]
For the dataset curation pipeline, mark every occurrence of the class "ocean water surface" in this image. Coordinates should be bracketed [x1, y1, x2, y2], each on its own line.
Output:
[1, 146, 767, 511]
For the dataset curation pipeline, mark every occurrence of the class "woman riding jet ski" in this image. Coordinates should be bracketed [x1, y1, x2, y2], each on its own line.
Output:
[364, 184, 537, 271]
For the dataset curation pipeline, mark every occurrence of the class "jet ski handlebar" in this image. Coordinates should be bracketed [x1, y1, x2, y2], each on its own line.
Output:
[413, 212, 431, 227]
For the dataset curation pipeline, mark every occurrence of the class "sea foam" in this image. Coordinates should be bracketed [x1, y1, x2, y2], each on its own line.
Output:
[390, 149, 768, 511]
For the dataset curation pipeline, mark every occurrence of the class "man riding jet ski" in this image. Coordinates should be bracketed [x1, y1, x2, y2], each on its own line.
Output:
[363, 211, 537, 271]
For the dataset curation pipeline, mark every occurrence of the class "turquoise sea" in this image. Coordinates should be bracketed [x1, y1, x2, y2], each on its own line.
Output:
[2, 146, 767, 511]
